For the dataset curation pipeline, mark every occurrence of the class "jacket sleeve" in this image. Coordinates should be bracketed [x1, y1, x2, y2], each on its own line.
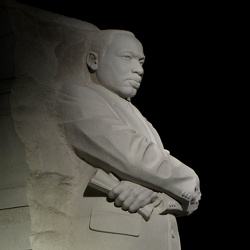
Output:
[59, 84, 199, 204]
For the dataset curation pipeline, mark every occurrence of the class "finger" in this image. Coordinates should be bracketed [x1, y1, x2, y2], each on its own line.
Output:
[114, 189, 131, 207]
[128, 191, 156, 213]
[139, 192, 158, 208]
[121, 194, 136, 211]
[120, 188, 147, 211]
[108, 181, 126, 199]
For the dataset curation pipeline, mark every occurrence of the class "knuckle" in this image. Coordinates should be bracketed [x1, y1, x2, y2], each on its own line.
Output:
[152, 191, 158, 197]
[137, 194, 144, 201]
[111, 189, 119, 196]
[118, 193, 127, 201]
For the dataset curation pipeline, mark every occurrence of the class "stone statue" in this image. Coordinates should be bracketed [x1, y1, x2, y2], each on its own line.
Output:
[59, 29, 201, 250]
[3, 1, 201, 249]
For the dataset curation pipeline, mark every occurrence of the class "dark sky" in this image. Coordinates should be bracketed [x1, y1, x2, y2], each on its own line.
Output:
[13, 1, 238, 249]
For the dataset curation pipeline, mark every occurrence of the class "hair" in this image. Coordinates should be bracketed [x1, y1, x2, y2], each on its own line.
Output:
[87, 29, 135, 58]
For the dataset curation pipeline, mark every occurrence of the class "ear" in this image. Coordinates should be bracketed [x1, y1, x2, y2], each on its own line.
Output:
[87, 51, 98, 72]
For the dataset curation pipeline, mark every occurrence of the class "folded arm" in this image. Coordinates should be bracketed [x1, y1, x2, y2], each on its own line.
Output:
[60, 84, 200, 205]
[89, 169, 198, 219]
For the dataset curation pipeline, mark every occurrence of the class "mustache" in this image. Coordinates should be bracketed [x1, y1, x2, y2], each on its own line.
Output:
[127, 78, 142, 83]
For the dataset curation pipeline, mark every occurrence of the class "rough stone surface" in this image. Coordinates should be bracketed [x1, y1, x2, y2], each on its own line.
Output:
[1, 1, 99, 249]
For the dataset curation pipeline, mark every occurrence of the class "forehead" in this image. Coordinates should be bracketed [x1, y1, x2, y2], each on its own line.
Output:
[108, 33, 144, 56]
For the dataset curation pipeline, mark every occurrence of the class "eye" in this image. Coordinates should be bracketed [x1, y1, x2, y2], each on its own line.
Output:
[122, 55, 132, 59]
[139, 59, 145, 66]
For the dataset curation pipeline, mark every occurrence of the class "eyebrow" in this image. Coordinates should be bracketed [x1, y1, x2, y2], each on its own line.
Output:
[118, 49, 145, 60]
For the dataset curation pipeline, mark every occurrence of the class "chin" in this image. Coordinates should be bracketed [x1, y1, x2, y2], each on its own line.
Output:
[130, 88, 138, 97]
[119, 88, 137, 99]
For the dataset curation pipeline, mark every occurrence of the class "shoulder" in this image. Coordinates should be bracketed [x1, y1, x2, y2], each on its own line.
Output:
[60, 84, 119, 118]
[61, 84, 96, 98]
[61, 84, 111, 105]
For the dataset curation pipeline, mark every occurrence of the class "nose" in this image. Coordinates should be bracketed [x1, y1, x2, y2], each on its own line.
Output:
[132, 61, 144, 76]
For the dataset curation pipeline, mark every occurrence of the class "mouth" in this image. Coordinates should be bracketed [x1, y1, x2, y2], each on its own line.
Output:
[128, 80, 141, 89]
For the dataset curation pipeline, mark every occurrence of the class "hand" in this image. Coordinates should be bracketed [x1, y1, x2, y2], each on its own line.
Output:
[186, 178, 201, 215]
[192, 188, 201, 204]
[191, 176, 202, 204]
[108, 181, 158, 213]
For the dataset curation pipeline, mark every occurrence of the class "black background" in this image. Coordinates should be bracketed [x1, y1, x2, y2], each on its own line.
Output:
[14, 1, 244, 249]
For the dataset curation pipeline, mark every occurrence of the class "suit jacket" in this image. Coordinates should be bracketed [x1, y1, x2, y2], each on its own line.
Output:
[59, 83, 198, 249]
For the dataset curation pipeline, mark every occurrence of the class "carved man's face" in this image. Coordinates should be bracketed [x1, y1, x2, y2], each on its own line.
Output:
[96, 33, 145, 99]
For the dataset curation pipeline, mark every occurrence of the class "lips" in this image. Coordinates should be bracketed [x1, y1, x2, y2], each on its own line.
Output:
[128, 79, 141, 89]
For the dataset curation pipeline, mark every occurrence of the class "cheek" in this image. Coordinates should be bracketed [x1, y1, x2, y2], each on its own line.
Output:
[109, 67, 127, 83]
[113, 61, 130, 74]
[98, 60, 130, 85]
